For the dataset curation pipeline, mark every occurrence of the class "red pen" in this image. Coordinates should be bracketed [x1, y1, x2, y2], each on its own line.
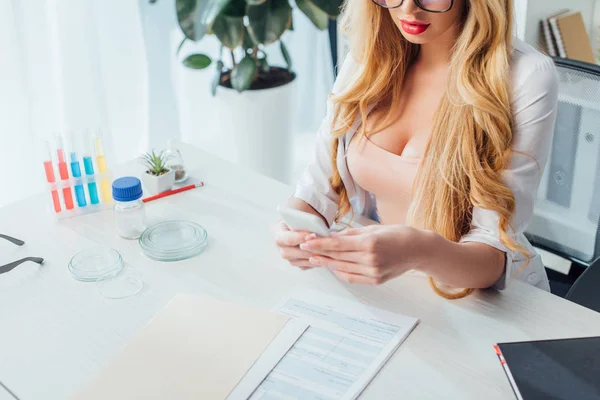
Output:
[43, 141, 61, 213]
[142, 183, 204, 203]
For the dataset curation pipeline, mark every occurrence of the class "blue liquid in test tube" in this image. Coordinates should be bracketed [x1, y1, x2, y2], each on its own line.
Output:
[70, 152, 87, 207]
[83, 156, 99, 204]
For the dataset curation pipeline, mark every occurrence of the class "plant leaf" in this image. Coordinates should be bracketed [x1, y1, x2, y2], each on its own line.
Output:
[231, 55, 257, 92]
[242, 26, 258, 49]
[182, 53, 212, 69]
[140, 149, 171, 175]
[280, 40, 292, 71]
[176, 0, 196, 40]
[212, 14, 245, 49]
[211, 60, 224, 96]
[308, 0, 344, 17]
[222, 0, 246, 15]
[296, 0, 328, 30]
[176, 0, 232, 41]
[246, 0, 292, 45]
[245, 0, 266, 4]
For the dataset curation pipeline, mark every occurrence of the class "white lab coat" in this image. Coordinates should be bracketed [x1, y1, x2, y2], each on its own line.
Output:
[293, 38, 559, 291]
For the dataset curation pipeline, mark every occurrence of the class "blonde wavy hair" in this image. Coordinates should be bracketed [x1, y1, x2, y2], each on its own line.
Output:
[330, 0, 527, 299]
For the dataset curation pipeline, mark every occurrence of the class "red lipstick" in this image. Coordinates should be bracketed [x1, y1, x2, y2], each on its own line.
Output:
[400, 19, 430, 35]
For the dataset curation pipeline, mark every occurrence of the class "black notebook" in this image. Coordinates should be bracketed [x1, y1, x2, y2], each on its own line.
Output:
[495, 337, 600, 400]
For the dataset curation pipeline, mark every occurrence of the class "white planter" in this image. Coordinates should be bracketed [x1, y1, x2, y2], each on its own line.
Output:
[210, 79, 297, 183]
[142, 169, 175, 195]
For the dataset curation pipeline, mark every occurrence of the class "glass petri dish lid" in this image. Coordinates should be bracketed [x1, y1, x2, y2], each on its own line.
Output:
[139, 221, 208, 262]
[69, 247, 124, 282]
[98, 267, 144, 299]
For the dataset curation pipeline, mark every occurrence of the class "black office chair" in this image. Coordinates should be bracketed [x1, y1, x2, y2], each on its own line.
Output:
[525, 57, 600, 302]
[566, 257, 600, 313]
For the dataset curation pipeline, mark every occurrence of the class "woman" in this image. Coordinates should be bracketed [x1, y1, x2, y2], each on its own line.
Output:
[275, 0, 558, 298]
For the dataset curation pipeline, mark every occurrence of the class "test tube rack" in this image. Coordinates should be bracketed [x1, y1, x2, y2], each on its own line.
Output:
[43, 135, 114, 220]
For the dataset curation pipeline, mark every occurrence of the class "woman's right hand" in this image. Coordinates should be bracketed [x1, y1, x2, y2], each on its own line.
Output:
[274, 220, 315, 270]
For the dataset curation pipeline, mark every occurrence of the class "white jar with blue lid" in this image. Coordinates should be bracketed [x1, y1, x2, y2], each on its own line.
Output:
[112, 177, 147, 239]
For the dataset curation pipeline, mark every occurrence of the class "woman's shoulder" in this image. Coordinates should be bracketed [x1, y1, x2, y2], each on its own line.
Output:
[509, 39, 559, 149]
[510, 38, 558, 92]
[332, 53, 364, 94]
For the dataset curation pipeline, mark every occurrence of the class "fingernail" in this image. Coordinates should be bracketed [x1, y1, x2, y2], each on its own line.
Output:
[309, 257, 320, 265]
[300, 242, 313, 250]
[305, 233, 317, 241]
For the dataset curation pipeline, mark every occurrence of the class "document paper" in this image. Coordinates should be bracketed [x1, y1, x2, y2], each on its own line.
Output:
[249, 291, 419, 400]
[228, 320, 309, 400]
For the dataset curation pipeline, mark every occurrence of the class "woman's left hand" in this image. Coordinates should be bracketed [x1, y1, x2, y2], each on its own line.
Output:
[299, 225, 430, 285]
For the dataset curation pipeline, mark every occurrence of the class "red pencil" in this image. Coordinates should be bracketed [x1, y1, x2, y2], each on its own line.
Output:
[142, 182, 204, 203]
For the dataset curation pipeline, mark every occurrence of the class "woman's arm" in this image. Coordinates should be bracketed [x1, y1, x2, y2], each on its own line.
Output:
[289, 55, 361, 227]
[417, 232, 506, 289]
[275, 56, 360, 267]
[419, 54, 559, 289]
[450, 54, 559, 289]
[299, 225, 504, 288]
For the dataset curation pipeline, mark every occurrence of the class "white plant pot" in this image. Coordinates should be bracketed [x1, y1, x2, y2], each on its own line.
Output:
[142, 169, 175, 195]
[209, 79, 296, 183]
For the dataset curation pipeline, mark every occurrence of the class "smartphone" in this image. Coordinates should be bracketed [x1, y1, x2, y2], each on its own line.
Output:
[277, 205, 330, 237]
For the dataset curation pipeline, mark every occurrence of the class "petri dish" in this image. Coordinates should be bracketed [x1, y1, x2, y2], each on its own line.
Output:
[139, 220, 208, 262]
[69, 247, 124, 282]
[98, 267, 144, 299]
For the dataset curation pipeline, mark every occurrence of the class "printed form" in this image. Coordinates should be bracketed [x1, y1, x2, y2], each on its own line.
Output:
[249, 291, 419, 400]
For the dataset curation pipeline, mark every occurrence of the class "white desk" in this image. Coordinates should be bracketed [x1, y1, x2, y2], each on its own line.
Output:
[1, 142, 600, 400]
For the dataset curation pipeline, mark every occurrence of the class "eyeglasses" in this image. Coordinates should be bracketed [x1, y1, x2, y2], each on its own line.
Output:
[0, 234, 44, 275]
[371, 0, 454, 13]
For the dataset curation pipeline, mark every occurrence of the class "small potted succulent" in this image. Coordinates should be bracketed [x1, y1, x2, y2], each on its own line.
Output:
[140, 150, 175, 195]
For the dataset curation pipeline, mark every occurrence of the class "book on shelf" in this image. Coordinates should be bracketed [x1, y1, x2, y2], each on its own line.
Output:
[539, 9, 569, 57]
[541, 10, 596, 64]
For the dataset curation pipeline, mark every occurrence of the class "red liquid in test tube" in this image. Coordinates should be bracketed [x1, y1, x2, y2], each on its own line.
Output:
[56, 137, 74, 210]
[43, 160, 62, 213]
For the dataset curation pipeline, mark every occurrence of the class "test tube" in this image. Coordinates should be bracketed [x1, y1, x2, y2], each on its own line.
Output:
[70, 151, 87, 207]
[56, 135, 74, 210]
[82, 135, 99, 205]
[43, 141, 61, 213]
[94, 135, 112, 203]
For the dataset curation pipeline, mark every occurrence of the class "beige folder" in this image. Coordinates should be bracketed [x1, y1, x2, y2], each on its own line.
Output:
[70, 294, 289, 400]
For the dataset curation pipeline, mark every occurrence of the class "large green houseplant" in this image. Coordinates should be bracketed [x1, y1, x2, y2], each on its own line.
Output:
[152, 0, 344, 94]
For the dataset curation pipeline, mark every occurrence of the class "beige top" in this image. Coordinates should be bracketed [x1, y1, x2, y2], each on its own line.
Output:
[346, 134, 420, 225]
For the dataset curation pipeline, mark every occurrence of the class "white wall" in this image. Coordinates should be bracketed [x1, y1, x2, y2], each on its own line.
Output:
[514, 0, 529, 40]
